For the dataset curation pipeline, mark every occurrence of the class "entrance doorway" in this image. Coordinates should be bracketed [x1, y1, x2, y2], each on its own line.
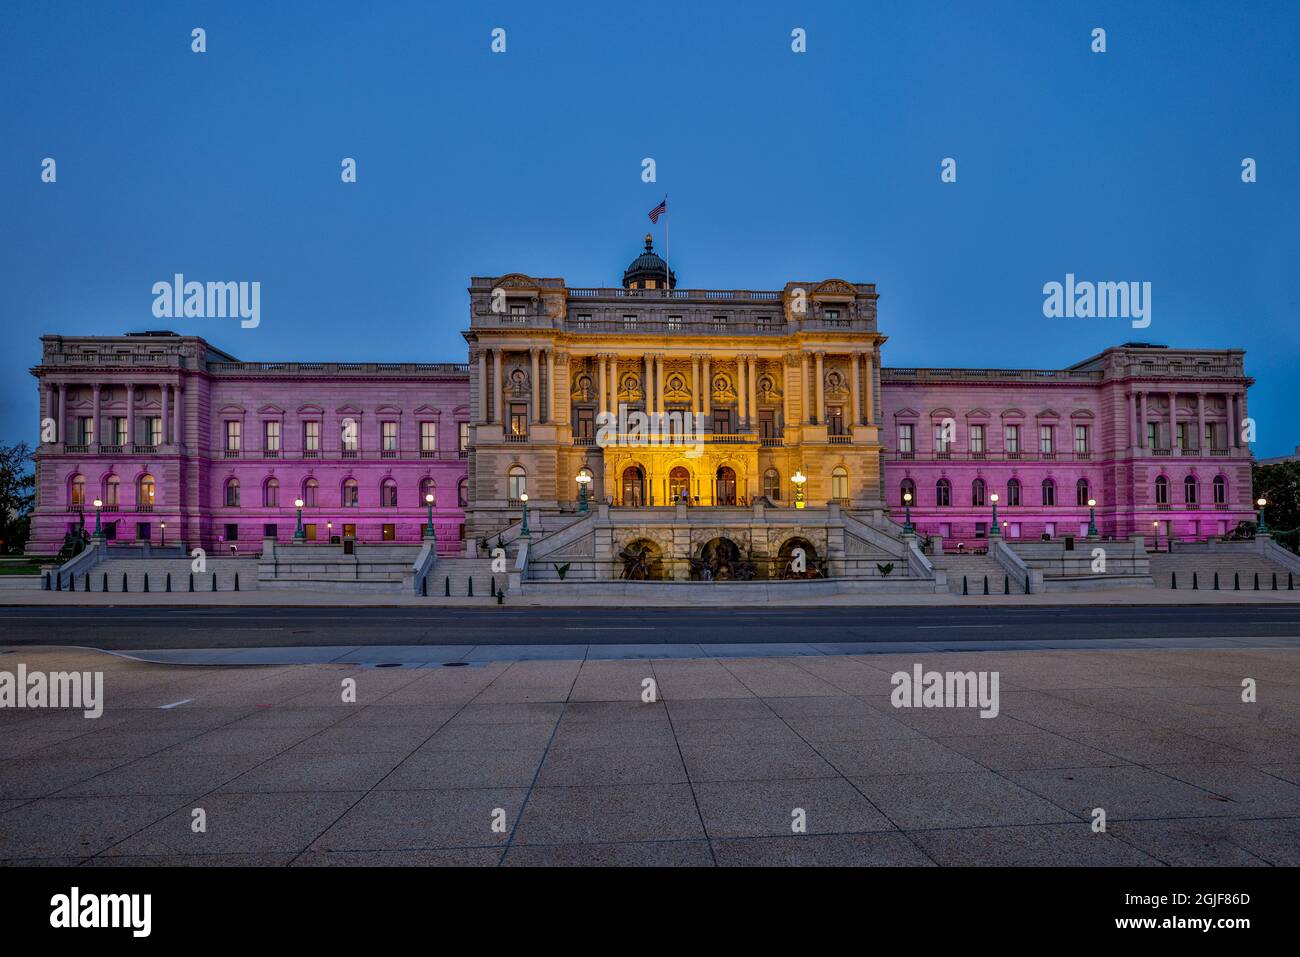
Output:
[669, 467, 690, 504]
[715, 466, 737, 506]
[621, 466, 645, 506]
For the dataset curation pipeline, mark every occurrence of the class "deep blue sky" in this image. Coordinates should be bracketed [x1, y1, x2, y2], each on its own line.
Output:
[3, 1, 1297, 455]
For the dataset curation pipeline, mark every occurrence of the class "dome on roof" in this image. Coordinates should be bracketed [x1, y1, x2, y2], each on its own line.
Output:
[622, 234, 676, 290]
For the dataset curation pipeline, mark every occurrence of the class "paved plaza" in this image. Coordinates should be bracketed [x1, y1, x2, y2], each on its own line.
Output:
[1, 643, 1298, 866]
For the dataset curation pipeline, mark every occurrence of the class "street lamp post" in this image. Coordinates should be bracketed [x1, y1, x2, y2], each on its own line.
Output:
[160, 521, 166, 548]
[92, 499, 103, 538]
[1087, 498, 1098, 538]
[424, 493, 436, 540]
[520, 493, 530, 536]
[1152, 520, 1160, 553]
[792, 470, 807, 510]
[902, 491, 914, 533]
[294, 498, 305, 539]
[989, 493, 1000, 537]
[576, 472, 591, 513]
[326, 521, 333, 544]
[1256, 497, 1269, 534]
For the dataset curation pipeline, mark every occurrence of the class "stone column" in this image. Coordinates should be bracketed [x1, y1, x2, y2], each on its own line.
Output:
[529, 348, 540, 424]
[782, 355, 794, 430]
[690, 356, 700, 415]
[161, 384, 170, 445]
[56, 383, 66, 444]
[478, 349, 489, 422]
[1168, 391, 1177, 452]
[491, 349, 503, 424]
[748, 356, 758, 431]
[849, 352, 861, 427]
[609, 354, 619, 418]
[1139, 392, 1148, 448]
[597, 354, 607, 420]
[655, 355, 666, 418]
[801, 354, 811, 423]
[735, 356, 747, 429]
[1196, 392, 1206, 452]
[1229, 392, 1240, 448]
[92, 384, 102, 449]
[814, 352, 826, 425]
[702, 356, 712, 420]
[864, 349, 875, 425]
[545, 348, 555, 423]
[173, 384, 184, 447]
[1128, 392, 1138, 448]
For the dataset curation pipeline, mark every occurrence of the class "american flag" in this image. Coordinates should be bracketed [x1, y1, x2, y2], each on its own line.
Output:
[648, 199, 667, 223]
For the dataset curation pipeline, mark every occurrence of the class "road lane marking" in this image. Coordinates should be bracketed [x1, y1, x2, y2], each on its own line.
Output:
[158, 699, 193, 709]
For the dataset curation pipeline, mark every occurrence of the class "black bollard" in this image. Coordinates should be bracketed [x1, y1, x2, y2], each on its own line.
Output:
[496, 588, 504, 605]
[1234, 572, 1240, 591]
[421, 577, 427, 597]
[44, 572, 50, 591]
[212, 574, 217, 591]
[1004, 575, 1010, 595]
[1272, 572, 1278, 591]
[1289, 572, 1294, 590]
[102, 572, 108, 592]
[85, 573, 90, 591]
[122, 572, 128, 592]
[468, 578, 474, 597]
[1192, 572, 1198, 590]
[188, 571, 194, 592]
[1024, 576, 1030, 594]
[983, 575, 989, 595]
[1214, 572, 1220, 590]
[55, 573, 61, 591]
[445, 576, 450, 596]
[1172, 572, 1177, 589]
[68, 573, 75, 592]
[962, 575, 968, 595]
[143, 573, 149, 593]
[234, 572, 239, 592]
[166, 572, 172, 592]
[1254, 572, 1259, 591]
[490, 576, 496, 598]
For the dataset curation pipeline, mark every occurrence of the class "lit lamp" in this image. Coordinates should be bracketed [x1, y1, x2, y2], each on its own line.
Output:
[1087, 498, 1097, 538]
[424, 492, 436, 540]
[1256, 497, 1268, 534]
[793, 470, 807, 510]
[326, 521, 333, 544]
[576, 471, 592, 513]
[989, 492, 1000, 537]
[160, 521, 166, 547]
[1152, 520, 1160, 552]
[520, 492, 530, 536]
[92, 498, 103, 538]
[902, 490, 914, 533]
[294, 498, 305, 539]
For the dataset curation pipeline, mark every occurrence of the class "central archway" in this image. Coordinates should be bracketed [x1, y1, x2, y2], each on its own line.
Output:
[668, 466, 691, 503]
[694, 536, 753, 580]
[715, 466, 737, 506]
[621, 466, 645, 506]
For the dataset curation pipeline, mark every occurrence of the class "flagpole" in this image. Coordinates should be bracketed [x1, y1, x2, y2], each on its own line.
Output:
[663, 194, 670, 293]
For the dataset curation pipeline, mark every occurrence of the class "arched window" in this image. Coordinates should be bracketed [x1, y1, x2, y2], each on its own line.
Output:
[935, 478, 951, 507]
[762, 468, 780, 500]
[672, 467, 694, 502]
[1041, 478, 1056, 507]
[381, 478, 398, 507]
[1155, 475, 1169, 505]
[1006, 478, 1021, 507]
[972, 478, 986, 507]
[507, 466, 527, 501]
[138, 474, 156, 507]
[303, 478, 319, 508]
[342, 478, 359, 507]
[1184, 474, 1198, 504]
[419, 478, 436, 506]
[263, 477, 279, 508]
[1213, 475, 1227, 506]
[104, 475, 120, 508]
[224, 478, 240, 508]
[69, 474, 86, 507]
[1076, 478, 1090, 507]
[900, 478, 916, 505]
[457, 477, 469, 508]
[624, 466, 646, 506]
[831, 467, 849, 501]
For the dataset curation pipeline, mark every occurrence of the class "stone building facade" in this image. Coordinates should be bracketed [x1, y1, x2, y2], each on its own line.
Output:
[27, 238, 1258, 556]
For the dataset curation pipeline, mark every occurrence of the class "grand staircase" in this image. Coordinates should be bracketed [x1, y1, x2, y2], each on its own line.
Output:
[929, 551, 1013, 594]
[1148, 547, 1295, 591]
[62, 556, 257, 592]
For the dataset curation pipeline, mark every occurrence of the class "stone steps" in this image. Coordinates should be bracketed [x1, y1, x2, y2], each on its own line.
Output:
[60, 558, 258, 592]
[929, 554, 1009, 594]
[428, 558, 501, 598]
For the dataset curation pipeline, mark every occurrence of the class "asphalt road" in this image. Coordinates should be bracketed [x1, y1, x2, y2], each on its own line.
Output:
[2, 604, 1300, 651]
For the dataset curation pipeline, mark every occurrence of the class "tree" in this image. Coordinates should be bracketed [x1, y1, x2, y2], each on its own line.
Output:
[1253, 461, 1300, 544]
[0, 441, 36, 554]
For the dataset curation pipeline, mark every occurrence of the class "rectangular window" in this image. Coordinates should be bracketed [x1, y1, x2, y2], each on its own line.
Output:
[304, 420, 320, 452]
[1039, 425, 1054, 454]
[304, 523, 317, 542]
[1175, 423, 1187, 450]
[420, 421, 437, 452]
[623, 315, 637, 330]
[509, 304, 526, 323]
[79, 416, 95, 445]
[342, 523, 356, 539]
[341, 422, 358, 451]
[113, 417, 128, 446]
[898, 424, 914, 454]
[576, 408, 595, 441]
[136, 522, 151, 542]
[970, 425, 985, 453]
[1005, 425, 1019, 454]
[712, 408, 731, 434]
[933, 424, 950, 453]
[1074, 424, 1088, 454]
[758, 410, 776, 438]
[382, 421, 398, 451]
[225, 421, 241, 451]
[667, 315, 682, 331]
[1204, 423, 1216, 449]
[263, 523, 278, 538]
[139, 417, 161, 447]
[382, 524, 396, 541]
[264, 420, 281, 452]
[510, 403, 528, 437]
[224, 523, 238, 542]
[576, 314, 591, 329]
[828, 406, 844, 436]
[458, 422, 470, 452]
[1147, 422, 1160, 449]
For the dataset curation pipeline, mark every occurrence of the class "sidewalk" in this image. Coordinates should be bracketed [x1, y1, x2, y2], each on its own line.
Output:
[4, 586, 1300, 608]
